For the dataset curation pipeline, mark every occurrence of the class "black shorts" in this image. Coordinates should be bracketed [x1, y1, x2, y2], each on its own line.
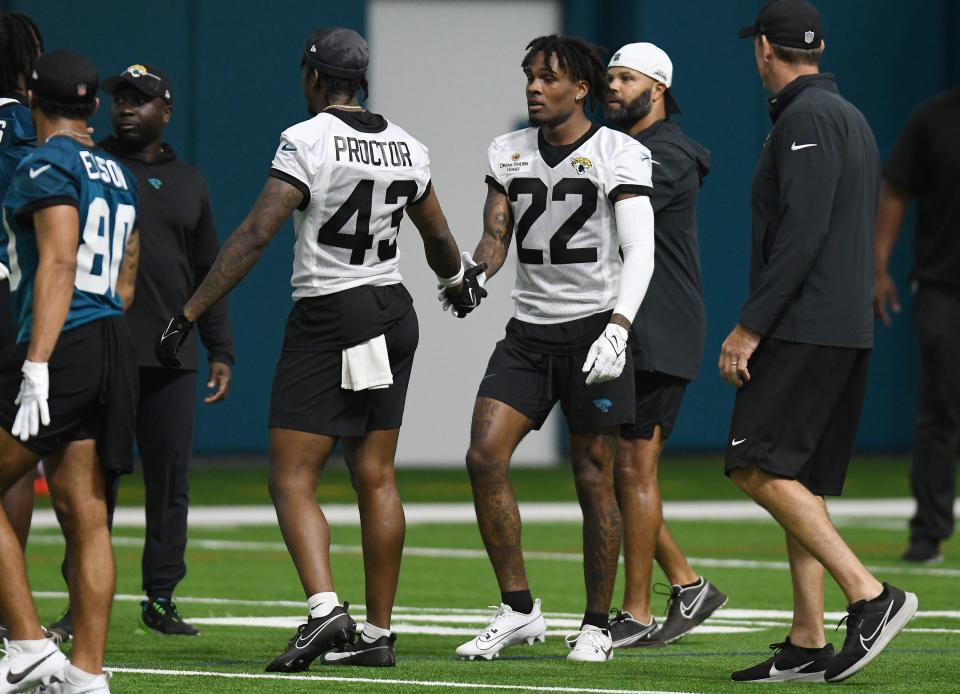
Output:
[477, 335, 635, 433]
[0, 320, 106, 458]
[620, 370, 689, 440]
[724, 337, 870, 496]
[269, 307, 418, 437]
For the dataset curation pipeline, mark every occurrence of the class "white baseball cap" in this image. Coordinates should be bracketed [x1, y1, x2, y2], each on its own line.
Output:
[608, 42, 682, 114]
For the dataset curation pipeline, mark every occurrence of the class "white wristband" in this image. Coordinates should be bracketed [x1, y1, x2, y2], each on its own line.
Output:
[437, 261, 465, 289]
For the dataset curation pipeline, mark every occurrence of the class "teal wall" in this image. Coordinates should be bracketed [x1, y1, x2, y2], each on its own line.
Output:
[3, 0, 957, 452]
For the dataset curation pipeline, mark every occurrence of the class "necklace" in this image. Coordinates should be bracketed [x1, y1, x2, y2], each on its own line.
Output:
[322, 104, 365, 113]
[46, 128, 93, 144]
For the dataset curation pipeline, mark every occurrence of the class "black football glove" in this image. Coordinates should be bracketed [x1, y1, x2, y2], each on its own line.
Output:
[155, 313, 194, 368]
[445, 262, 488, 318]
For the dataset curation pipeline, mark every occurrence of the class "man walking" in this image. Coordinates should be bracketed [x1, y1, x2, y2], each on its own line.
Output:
[722, 0, 916, 683]
[603, 42, 726, 649]
[874, 87, 960, 564]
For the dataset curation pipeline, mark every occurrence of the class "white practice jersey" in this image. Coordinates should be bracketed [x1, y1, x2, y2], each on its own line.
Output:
[486, 125, 653, 324]
[270, 110, 432, 299]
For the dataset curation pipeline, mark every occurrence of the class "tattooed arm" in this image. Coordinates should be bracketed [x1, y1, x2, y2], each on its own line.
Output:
[472, 184, 513, 281]
[116, 227, 140, 311]
[182, 177, 302, 322]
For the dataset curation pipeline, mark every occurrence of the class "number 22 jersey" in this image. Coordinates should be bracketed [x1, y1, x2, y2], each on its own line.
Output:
[485, 124, 653, 324]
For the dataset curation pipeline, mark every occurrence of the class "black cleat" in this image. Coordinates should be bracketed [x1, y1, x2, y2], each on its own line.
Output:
[141, 598, 200, 636]
[825, 583, 918, 682]
[731, 637, 835, 682]
[655, 577, 727, 645]
[607, 610, 659, 648]
[45, 608, 75, 644]
[901, 539, 943, 564]
[322, 633, 397, 667]
[265, 604, 357, 673]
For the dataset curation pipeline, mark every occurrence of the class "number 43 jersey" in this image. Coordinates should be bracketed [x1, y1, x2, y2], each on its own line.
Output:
[270, 109, 431, 300]
[485, 124, 653, 324]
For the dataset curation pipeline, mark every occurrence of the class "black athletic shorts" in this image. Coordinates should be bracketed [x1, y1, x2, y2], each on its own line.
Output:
[620, 371, 689, 440]
[269, 306, 419, 437]
[477, 334, 635, 433]
[0, 319, 106, 458]
[724, 337, 870, 496]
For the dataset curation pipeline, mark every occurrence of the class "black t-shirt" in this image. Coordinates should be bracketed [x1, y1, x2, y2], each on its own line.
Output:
[282, 283, 413, 352]
[505, 310, 610, 356]
[884, 88, 960, 286]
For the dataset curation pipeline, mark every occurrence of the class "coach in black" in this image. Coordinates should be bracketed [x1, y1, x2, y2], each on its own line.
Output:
[874, 88, 960, 564]
[720, 0, 916, 683]
[49, 64, 234, 639]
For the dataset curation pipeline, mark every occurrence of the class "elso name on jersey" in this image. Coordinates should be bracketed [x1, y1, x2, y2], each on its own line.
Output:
[334, 135, 413, 168]
[78, 150, 130, 191]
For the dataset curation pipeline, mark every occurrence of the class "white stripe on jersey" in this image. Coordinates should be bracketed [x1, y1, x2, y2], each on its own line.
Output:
[486, 125, 653, 324]
[271, 112, 431, 299]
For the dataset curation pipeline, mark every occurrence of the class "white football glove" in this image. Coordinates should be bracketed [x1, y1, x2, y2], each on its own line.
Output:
[438, 251, 487, 315]
[0, 262, 9, 281]
[12, 360, 50, 442]
[582, 324, 629, 386]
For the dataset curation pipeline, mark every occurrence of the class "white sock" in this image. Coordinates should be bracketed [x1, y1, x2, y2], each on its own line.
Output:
[65, 663, 97, 685]
[10, 638, 48, 653]
[307, 592, 339, 619]
[361, 622, 391, 643]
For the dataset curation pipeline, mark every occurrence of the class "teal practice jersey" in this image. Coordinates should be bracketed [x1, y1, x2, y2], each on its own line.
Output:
[2, 135, 138, 343]
[0, 97, 36, 267]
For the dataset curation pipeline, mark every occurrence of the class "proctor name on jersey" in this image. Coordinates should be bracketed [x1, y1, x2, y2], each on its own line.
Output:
[334, 136, 413, 168]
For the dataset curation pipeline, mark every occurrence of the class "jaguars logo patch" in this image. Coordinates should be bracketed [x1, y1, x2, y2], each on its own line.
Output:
[571, 156, 592, 175]
[124, 64, 150, 77]
[511, 152, 521, 162]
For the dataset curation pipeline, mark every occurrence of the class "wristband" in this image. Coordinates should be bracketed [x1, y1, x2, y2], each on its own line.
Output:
[437, 261, 465, 289]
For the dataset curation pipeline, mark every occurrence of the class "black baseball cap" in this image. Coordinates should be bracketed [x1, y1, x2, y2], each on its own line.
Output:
[302, 27, 368, 79]
[738, 0, 823, 49]
[103, 64, 173, 103]
[28, 50, 98, 103]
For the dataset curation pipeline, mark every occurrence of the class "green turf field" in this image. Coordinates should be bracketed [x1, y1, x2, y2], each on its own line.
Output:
[23, 456, 959, 693]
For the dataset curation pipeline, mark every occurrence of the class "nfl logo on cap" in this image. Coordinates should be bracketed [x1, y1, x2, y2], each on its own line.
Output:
[77, 84, 87, 96]
[804, 30, 815, 44]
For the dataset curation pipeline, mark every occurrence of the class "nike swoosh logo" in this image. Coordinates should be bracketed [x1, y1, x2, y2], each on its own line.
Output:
[29, 164, 51, 179]
[859, 601, 895, 651]
[651, 160, 661, 166]
[281, 143, 297, 151]
[6, 650, 55, 684]
[482, 373, 497, 381]
[769, 660, 815, 679]
[679, 584, 709, 619]
[294, 613, 346, 649]
[475, 619, 539, 650]
[731, 438, 746, 446]
[791, 142, 818, 150]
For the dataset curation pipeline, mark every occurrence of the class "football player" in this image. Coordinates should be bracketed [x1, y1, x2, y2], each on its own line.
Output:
[156, 28, 484, 670]
[452, 35, 655, 663]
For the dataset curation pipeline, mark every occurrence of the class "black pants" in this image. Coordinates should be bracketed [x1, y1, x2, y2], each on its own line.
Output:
[911, 284, 960, 544]
[63, 367, 196, 598]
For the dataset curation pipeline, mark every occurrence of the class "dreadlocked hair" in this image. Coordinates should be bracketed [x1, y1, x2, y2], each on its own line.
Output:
[0, 12, 43, 94]
[522, 34, 609, 112]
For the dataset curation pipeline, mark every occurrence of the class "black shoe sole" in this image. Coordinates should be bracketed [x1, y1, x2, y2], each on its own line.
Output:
[659, 593, 728, 646]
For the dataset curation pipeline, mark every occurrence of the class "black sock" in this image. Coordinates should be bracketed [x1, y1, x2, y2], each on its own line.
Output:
[501, 590, 534, 614]
[581, 611, 608, 630]
[679, 577, 703, 590]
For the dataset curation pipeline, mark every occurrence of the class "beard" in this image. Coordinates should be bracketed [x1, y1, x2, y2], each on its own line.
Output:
[605, 88, 653, 127]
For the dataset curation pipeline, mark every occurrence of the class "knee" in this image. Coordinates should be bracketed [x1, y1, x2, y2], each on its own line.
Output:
[465, 442, 508, 486]
[349, 462, 396, 495]
[52, 494, 107, 540]
[268, 470, 308, 504]
[614, 439, 657, 488]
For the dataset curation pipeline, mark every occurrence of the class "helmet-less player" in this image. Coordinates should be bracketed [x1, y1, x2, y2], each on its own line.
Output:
[452, 35, 655, 663]
[0, 51, 140, 694]
[156, 28, 484, 670]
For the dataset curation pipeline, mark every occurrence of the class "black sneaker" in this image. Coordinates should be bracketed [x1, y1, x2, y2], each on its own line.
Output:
[322, 633, 397, 667]
[902, 539, 943, 564]
[141, 598, 200, 636]
[825, 582, 918, 682]
[607, 610, 659, 648]
[265, 604, 357, 673]
[655, 577, 727, 645]
[44, 608, 74, 644]
[731, 637, 835, 682]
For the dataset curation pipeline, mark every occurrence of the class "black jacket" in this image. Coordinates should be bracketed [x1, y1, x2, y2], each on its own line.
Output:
[740, 74, 879, 349]
[100, 136, 234, 369]
[629, 119, 710, 380]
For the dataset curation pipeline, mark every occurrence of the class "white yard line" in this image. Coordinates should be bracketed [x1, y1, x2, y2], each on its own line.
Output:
[104, 667, 701, 694]
[28, 498, 958, 529]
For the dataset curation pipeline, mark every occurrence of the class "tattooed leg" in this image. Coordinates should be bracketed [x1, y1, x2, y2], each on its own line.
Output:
[465, 397, 535, 592]
[570, 431, 622, 615]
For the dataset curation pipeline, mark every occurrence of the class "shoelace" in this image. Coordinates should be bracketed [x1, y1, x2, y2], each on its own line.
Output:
[482, 605, 509, 637]
[608, 609, 630, 625]
[653, 582, 680, 617]
[834, 612, 862, 648]
[564, 628, 607, 650]
[767, 640, 788, 655]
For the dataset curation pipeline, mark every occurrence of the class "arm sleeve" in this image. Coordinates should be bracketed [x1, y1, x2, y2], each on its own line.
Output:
[484, 140, 507, 195]
[192, 179, 235, 366]
[883, 108, 925, 194]
[612, 196, 655, 322]
[269, 132, 311, 211]
[605, 138, 654, 202]
[738, 111, 844, 334]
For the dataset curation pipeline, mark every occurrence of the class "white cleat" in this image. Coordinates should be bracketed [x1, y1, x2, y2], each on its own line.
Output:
[40, 673, 110, 693]
[0, 637, 67, 693]
[565, 625, 613, 662]
[455, 599, 547, 660]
